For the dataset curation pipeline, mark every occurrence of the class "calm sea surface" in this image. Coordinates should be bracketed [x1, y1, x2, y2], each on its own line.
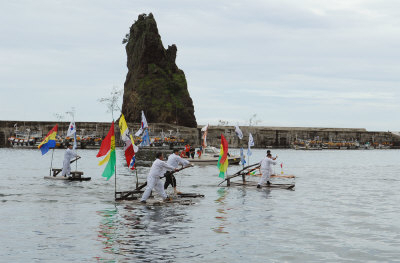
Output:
[0, 148, 399, 262]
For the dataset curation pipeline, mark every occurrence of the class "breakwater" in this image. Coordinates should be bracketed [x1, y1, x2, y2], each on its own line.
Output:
[1, 120, 399, 148]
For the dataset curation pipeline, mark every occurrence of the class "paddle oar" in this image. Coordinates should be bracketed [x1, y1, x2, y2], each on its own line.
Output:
[135, 165, 193, 190]
[160, 164, 193, 179]
[217, 163, 260, 186]
[69, 156, 81, 164]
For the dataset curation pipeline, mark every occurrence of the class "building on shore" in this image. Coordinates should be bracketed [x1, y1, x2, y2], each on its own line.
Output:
[1, 120, 399, 149]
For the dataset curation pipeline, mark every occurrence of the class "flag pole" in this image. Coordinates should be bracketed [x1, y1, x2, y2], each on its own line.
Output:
[49, 147, 55, 177]
[113, 118, 117, 200]
[74, 115, 78, 172]
[75, 134, 78, 171]
[135, 168, 139, 189]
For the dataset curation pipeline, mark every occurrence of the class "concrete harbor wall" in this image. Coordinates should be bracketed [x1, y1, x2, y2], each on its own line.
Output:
[1, 120, 399, 148]
[0, 120, 199, 147]
[203, 126, 400, 148]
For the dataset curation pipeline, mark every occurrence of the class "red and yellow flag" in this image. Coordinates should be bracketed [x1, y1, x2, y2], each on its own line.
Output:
[96, 122, 116, 180]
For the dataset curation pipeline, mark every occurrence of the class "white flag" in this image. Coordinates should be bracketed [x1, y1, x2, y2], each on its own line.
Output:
[247, 133, 254, 156]
[67, 121, 76, 137]
[235, 125, 243, 140]
[135, 110, 148, 136]
[201, 124, 208, 148]
[141, 110, 148, 129]
[201, 124, 208, 132]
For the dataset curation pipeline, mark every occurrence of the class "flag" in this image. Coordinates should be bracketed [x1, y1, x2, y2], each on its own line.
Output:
[247, 133, 254, 156]
[67, 121, 77, 150]
[66, 121, 76, 137]
[281, 163, 284, 174]
[141, 110, 148, 129]
[140, 128, 150, 146]
[134, 110, 149, 136]
[240, 147, 246, 166]
[217, 134, 229, 178]
[119, 114, 137, 170]
[201, 124, 208, 148]
[201, 124, 208, 132]
[235, 125, 243, 140]
[96, 122, 116, 180]
[38, 124, 58, 155]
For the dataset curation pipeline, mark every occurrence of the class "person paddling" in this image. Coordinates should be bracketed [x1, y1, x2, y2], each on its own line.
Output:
[140, 152, 178, 203]
[257, 152, 277, 188]
[165, 149, 191, 194]
[61, 143, 80, 177]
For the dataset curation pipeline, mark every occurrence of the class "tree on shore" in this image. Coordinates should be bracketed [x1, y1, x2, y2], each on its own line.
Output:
[98, 86, 122, 120]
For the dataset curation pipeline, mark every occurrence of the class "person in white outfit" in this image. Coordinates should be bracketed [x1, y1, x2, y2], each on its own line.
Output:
[257, 153, 277, 188]
[61, 144, 79, 177]
[165, 149, 191, 194]
[141, 152, 177, 203]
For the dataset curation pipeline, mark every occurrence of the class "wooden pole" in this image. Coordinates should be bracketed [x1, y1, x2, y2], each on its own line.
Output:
[113, 119, 117, 200]
[135, 168, 139, 189]
[49, 148, 55, 177]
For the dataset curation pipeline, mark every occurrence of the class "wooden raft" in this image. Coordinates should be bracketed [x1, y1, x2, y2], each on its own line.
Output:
[117, 197, 196, 206]
[115, 165, 203, 202]
[218, 163, 295, 190]
[43, 168, 91, 181]
[115, 180, 204, 202]
[115, 190, 204, 201]
[230, 181, 295, 190]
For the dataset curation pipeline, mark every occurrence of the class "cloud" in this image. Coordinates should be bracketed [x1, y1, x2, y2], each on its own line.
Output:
[0, 0, 400, 131]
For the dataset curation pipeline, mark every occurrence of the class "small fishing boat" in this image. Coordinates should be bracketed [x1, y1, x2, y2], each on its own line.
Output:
[186, 146, 241, 165]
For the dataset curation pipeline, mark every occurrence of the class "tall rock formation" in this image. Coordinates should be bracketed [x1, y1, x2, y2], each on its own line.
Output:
[121, 13, 197, 128]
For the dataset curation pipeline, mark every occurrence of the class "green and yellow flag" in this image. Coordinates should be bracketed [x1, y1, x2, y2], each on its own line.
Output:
[96, 122, 116, 180]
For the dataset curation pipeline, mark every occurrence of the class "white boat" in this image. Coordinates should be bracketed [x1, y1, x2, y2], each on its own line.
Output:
[185, 146, 241, 165]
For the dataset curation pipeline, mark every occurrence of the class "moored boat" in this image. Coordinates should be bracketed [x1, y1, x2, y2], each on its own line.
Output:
[185, 146, 241, 165]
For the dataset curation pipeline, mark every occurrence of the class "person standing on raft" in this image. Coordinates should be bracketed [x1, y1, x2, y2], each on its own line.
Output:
[141, 152, 178, 203]
[165, 149, 191, 194]
[61, 143, 80, 177]
[257, 153, 277, 188]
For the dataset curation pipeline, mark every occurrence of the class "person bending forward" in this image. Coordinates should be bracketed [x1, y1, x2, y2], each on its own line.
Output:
[165, 149, 191, 194]
[141, 152, 177, 203]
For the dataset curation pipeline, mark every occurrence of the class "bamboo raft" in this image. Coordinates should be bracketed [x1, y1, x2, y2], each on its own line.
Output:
[218, 163, 295, 190]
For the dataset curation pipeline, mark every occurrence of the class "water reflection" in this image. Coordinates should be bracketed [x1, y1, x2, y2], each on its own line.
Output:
[213, 188, 229, 234]
[95, 208, 118, 262]
[95, 203, 193, 262]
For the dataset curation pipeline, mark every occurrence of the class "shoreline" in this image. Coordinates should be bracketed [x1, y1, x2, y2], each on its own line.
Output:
[1, 120, 399, 148]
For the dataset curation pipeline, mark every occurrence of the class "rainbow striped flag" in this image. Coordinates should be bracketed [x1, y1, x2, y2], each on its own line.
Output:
[38, 124, 58, 155]
[96, 122, 116, 180]
[217, 134, 229, 178]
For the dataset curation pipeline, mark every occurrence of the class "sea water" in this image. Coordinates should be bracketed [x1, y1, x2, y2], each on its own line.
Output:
[0, 148, 399, 262]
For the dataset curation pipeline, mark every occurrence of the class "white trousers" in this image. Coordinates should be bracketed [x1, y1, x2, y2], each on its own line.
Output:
[258, 171, 271, 185]
[61, 161, 71, 176]
[141, 176, 168, 201]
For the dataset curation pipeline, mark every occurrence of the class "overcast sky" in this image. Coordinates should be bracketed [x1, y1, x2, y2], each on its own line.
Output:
[1, 0, 399, 131]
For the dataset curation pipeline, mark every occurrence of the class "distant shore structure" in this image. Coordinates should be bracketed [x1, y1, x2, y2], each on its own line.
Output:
[1, 120, 399, 149]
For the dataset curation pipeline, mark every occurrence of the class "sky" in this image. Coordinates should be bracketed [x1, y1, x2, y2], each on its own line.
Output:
[0, 0, 399, 131]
